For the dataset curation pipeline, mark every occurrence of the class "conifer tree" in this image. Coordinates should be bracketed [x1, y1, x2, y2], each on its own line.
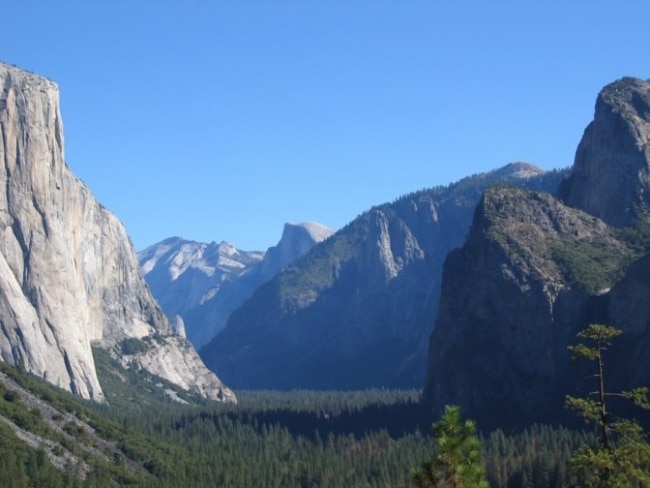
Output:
[412, 405, 489, 488]
[566, 323, 650, 487]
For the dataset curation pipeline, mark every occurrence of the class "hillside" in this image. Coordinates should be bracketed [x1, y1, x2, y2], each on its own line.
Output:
[0, 358, 588, 488]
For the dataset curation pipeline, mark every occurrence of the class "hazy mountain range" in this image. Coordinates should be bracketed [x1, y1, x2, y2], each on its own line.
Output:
[198, 163, 566, 390]
[138, 221, 332, 348]
[153, 76, 650, 431]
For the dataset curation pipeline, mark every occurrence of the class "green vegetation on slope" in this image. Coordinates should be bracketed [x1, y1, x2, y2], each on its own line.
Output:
[552, 213, 650, 294]
[550, 239, 634, 294]
[92, 346, 209, 412]
[0, 357, 598, 487]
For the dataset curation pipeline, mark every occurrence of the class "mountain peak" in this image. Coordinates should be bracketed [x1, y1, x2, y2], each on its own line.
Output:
[201, 168, 566, 390]
[282, 221, 333, 246]
[598, 76, 650, 112]
[139, 223, 330, 349]
[560, 76, 650, 227]
[496, 162, 546, 179]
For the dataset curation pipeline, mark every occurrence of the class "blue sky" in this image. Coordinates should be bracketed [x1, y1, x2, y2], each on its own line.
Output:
[3, 2, 649, 251]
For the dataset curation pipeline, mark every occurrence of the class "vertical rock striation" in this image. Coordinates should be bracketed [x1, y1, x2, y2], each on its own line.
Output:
[422, 186, 629, 428]
[0, 63, 234, 403]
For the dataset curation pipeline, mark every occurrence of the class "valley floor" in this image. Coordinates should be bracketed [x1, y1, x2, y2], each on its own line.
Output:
[0, 360, 589, 487]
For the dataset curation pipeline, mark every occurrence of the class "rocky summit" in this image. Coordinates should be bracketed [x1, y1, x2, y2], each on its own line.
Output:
[0, 63, 234, 403]
[560, 77, 650, 227]
[424, 77, 650, 430]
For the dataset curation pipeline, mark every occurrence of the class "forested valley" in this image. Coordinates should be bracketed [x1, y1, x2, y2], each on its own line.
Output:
[0, 352, 595, 488]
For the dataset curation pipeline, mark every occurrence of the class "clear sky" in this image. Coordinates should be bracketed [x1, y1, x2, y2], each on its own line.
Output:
[3, 2, 649, 251]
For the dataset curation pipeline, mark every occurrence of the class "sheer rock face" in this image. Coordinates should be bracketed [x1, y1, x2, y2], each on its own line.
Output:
[422, 187, 627, 428]
[256, 222, 334, 282]
[561, 77, 650, 227]
[423, 185, 650, 430]
[0, 63, 234, 403]
[201, 163, 565, 390]
[605, 254, 650, 388]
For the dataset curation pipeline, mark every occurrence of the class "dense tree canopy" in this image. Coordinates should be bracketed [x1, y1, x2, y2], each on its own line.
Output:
[0, 344, 642, 487]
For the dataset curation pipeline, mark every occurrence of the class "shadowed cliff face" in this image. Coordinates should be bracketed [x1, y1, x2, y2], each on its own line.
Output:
[424, 77, 650, 430]
[561, 77, 650, 227]
[0, 63, 234, 403]
[422, 187, 635, 429]
[605, 254, 650, 389]
[201, 164, 565, 390]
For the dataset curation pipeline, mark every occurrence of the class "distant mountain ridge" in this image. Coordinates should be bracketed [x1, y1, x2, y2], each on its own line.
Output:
[200, 162, 567, 390]
[138, 238, 264, 346]
[139, 222, 333, 348]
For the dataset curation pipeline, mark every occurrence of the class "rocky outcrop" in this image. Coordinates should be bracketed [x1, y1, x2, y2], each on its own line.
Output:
[560, 77, 650, 227]
[423, 77, 650, 430]
[201, 163, 566, 390]
[120, 335, 235, 402]
[0, 63, 233, 403]
[422, 186, 638, 429]
[138, 222, 332, 348]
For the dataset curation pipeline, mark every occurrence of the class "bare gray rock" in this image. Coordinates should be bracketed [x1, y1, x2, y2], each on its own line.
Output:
[0, 63, 233, 403]
[561, 77, 650, 227]
[256, 222, 334, 282]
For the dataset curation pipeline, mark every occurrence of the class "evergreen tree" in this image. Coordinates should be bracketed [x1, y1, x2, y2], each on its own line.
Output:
[412, 405, 489, 488]
[566, 323, 650, 487]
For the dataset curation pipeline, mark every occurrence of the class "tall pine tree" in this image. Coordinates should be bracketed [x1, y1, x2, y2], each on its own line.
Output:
[412, 405, 489, 488]
[566, 323, 650, 487]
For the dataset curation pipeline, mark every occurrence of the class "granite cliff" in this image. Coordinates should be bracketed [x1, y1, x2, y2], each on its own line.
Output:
[561, 77, 650, 227]
[423, 77, 650, 429]
[201, 163, 566, 389]
[0, 63, 234, 403]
